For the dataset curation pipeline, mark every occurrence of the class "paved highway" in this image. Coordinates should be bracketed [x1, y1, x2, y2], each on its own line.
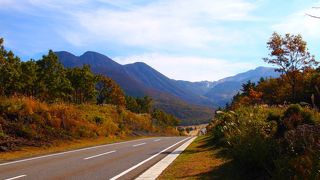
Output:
[0, 136, 190, 180]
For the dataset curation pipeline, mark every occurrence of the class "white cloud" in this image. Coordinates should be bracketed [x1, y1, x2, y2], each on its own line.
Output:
[273, 6, 320, 40]
[114, 53, 258, 81]
[61, 0, 258, 49]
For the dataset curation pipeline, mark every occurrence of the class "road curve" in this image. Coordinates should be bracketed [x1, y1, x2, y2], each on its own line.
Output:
[0, 136, 190, 180]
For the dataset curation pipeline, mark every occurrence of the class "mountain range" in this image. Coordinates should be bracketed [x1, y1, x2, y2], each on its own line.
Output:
[55, 51, 280, 125]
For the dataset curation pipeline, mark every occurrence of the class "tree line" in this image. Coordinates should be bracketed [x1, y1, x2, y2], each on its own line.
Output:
[230, 32, 320, 109]
[0, 38, 179, 127]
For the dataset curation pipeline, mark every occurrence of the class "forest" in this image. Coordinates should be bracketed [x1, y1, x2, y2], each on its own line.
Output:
[0, 38, 180, 151]
[209, 32, 320, 179]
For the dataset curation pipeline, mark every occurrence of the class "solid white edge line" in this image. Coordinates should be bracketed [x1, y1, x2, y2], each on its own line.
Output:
[132, 143, 146, 147]
[110, 137, 191, 180]
[0, 137, 155, 166]
[84, 150, 116, 160]
[4, 175, 26, 180]
[136, 137, 197, 180]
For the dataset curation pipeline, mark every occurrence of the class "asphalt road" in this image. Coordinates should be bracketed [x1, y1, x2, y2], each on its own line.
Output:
[0, 136, 190, 180]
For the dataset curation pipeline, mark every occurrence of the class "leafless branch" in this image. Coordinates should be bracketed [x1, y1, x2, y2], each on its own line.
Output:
[306, 13, 320, 19]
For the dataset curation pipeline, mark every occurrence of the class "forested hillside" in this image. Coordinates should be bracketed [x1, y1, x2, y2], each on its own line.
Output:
[55, 51, 215, 124]
[0, 38, 180, 151]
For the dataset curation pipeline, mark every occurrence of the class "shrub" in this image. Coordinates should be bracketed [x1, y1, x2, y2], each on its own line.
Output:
[0, 97, 178, 149]
[275, 124, 320, 179]
[210, 105, 320, 179]
[94, 116, 104, 125]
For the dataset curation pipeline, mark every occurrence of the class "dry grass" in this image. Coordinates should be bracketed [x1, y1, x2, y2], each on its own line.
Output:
[158, 135, 240, 180]
[0, 136, 146, 162]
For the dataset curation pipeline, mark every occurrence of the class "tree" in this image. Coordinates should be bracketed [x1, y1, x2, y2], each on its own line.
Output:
[136, 96, 153, 114]
[263, 32, 318, 102]
[20, 60, 38, 96]
[152, 109, 179, 127]
[67, 65, 96, 103]
[96, 75, 126, 107]
[241, 80, 256, 96]
[0, 38, 23, 96]
[125, 96, 139, 112]
[36, 50, 72, 101]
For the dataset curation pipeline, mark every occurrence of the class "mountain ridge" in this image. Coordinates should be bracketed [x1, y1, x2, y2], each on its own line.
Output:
[55, 50, 280, 124]
[55, 51, 216, 125]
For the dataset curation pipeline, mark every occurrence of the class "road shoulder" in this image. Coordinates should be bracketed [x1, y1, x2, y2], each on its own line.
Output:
[157, 135, 233, 180]
[136, 136, 196, 180]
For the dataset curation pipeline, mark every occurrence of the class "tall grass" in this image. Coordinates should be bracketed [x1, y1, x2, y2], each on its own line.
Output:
[209, 105, 320, 179]
[0, 97, 178, 150]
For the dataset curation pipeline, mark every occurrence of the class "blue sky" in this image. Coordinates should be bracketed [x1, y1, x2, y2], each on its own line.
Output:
[1, 0, 320, 81]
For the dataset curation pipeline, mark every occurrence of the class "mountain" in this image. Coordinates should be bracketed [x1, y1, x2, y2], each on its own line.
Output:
[174, 80, 215, 95]
[55, 51, 280, 123]
[55, 51, 215, 125]
[57, 51, 148, 96]
[123, 62, 214, 106]
[205, 66, 280, 106]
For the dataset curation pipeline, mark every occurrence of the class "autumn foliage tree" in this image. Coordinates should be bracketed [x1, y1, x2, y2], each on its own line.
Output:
[264, 32, 319, 102]
[96, 75, 126, 107]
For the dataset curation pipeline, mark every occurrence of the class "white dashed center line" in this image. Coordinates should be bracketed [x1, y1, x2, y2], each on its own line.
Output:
[132, 142, 146, 147]
[4, 175, 26, 180]
[84, 150, 116, 160]
[153, 139, 161, 142]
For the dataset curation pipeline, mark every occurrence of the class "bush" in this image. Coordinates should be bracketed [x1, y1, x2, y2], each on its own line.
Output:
[275, 124, 320, 179]
[210, 105, 320, 179]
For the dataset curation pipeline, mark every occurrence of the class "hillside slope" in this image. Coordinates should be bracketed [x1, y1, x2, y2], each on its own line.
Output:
[55, 51, 215, 124]
[205, 67, 280, 106]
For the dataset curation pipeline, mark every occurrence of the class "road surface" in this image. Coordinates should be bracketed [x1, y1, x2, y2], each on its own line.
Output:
[0, 136, 190, 180]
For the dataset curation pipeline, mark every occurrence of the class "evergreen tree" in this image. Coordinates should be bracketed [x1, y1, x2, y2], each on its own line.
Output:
[0, 41, 23, 96]
[67, 65, 96, 103]
[20, 60, 38, 96]
[36, 50, 72, 101]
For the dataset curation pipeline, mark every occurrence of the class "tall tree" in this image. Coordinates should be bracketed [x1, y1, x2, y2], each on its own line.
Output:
[96, 75, 126, 107]
[20, 60, 38, 96]
[241, 80, 256, 96]
[36, 50, 72, 101]
[0, 38, 22, 96]
[67, 65, 96, 103]
[263, 32, 318, 102]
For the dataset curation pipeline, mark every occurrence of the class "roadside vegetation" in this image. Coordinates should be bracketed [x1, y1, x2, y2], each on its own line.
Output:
[209, 32, 320, 179]
[160, 32, 320, 179]
[0, 37, 179, 153]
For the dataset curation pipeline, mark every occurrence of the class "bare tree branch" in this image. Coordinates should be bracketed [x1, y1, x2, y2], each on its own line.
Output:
[306, 13, 320, 19]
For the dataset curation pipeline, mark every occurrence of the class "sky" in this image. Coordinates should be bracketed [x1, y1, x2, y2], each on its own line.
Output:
[1, 0, 320, 81]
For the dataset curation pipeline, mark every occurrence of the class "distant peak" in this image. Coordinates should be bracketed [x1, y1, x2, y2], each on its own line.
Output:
[81, 51, 100, 56]
[126, 61, 150, 68]
[133, 62, 148, 66]
[255, 66, 274, 70]
[54, 51, 76, 56]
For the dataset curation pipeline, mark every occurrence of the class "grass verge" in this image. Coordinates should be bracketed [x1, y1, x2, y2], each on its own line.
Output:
[158, 135, 244, 180]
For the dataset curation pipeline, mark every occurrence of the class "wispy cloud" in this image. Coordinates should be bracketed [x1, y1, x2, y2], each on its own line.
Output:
[115, 53, 258, 81]
[5, 0, 310, 81]
[61, 0, 258, 50]
[273, 5, 320, 40]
